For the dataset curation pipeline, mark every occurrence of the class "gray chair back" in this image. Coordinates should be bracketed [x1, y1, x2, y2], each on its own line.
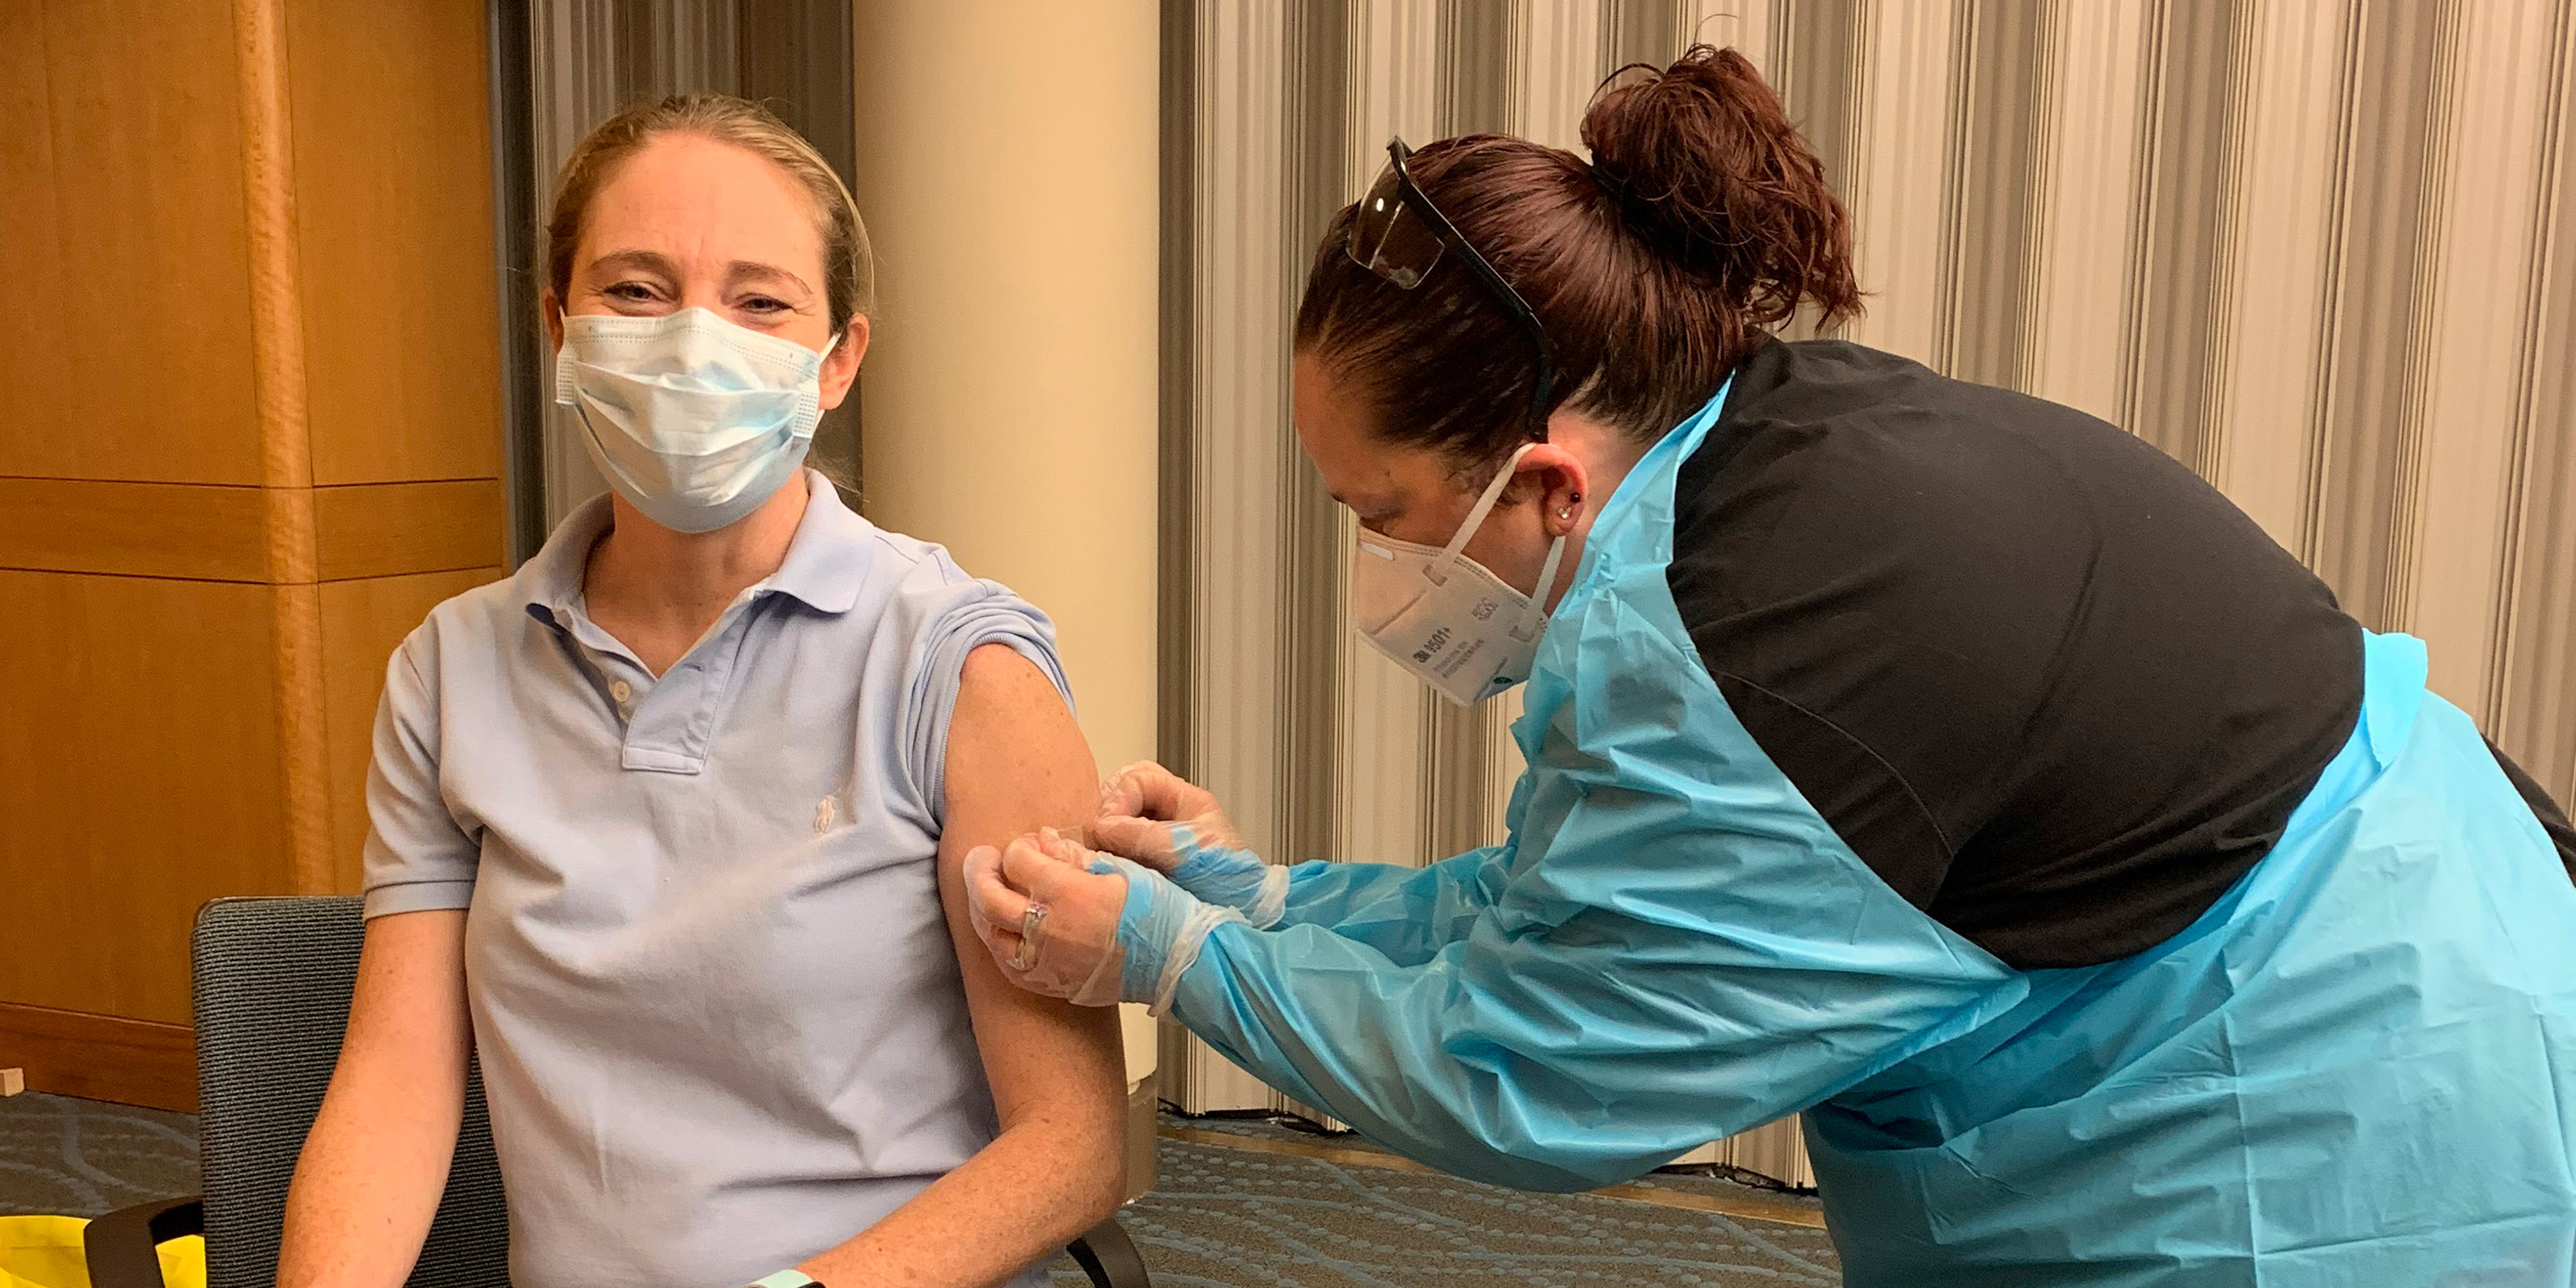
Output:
[192, 896, 509, 1288]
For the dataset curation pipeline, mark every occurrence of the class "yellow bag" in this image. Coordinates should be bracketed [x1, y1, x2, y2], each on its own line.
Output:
[0, 1216, 204, 1288]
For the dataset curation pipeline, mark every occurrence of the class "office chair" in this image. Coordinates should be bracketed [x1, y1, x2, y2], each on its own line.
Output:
[84, 896, 1149, 1288]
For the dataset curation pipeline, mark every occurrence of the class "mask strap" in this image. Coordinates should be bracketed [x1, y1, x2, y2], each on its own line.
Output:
[1513, 532, 1570, 642]
[1431, 444, 1542, 583]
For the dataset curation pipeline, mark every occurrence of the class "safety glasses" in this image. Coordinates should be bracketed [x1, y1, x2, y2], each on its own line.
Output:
[1346, 138, 1558, 439]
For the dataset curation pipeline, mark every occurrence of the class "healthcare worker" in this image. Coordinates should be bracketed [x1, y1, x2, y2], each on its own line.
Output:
[967, 47, 2576, 1286]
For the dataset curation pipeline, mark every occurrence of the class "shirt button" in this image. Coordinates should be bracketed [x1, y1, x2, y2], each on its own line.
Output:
[609, 680, 632, 703]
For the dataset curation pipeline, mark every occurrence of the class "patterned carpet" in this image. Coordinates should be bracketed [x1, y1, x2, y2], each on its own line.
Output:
[0, 1092, 197, 1221]
[1121, 1122, 1839, 1288]
[0, 1094, 1841, 1286]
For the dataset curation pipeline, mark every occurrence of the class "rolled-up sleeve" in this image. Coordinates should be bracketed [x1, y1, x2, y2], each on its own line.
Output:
[894, 577, 1073, 825]
[360, 636, 479, 919]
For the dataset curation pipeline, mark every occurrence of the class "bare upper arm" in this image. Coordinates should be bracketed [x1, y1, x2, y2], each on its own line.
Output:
[936, 644, 1126, 1131]
[336, 909, 472, 1086]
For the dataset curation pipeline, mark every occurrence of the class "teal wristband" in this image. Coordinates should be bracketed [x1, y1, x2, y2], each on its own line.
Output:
[750, 1272, 822, 1288]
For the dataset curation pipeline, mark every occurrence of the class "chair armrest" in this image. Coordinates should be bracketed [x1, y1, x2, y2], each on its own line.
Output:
[1064, 1216, 1149, 1288]
[83, 1197, 204, 1288]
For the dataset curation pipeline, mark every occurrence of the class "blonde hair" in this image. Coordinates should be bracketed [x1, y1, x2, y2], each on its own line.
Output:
[546, 93, 874, 335]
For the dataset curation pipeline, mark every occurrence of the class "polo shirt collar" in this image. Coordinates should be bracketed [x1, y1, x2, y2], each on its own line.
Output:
[762, 473, 874, 614]
[517, 471, 873, 629]
[516, 493, 614, 630]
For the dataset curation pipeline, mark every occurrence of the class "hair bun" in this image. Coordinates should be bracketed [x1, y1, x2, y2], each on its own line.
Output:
[1580, 46, 1856, 328]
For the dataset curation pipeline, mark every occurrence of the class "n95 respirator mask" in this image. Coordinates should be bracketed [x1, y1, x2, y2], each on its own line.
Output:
[1350, 443, 1569, 707]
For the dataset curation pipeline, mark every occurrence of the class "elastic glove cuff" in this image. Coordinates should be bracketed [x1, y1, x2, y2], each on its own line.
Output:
[1093, 852, 1245, 1014]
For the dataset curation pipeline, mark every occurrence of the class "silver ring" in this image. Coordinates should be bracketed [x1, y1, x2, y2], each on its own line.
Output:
[1010, 902, 1048, 970]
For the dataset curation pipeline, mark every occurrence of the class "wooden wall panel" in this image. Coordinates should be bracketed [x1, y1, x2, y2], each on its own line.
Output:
[0, 0, 263, 485]
[313, 480, 509, 582]
[0, 1004, 197, 1114]
[0, 572, 291, 1024]
[318, 568, 502, 893]
[287, 0, 503, 487]
[0, 479, 270, 581]
[0, 0, 508, 1106]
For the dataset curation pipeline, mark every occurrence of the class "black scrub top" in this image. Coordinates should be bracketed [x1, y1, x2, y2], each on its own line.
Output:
[1673, 338, 2575, 969]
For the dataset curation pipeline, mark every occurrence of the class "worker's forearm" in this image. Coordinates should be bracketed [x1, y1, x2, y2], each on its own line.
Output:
[798, 1113, 1124, 1288]
[276, 1060, 465, 1288]
[1173, 916, 1826, 1193]
[1276, 845, 1509, 962]
[1168, 919, 1627, 1191]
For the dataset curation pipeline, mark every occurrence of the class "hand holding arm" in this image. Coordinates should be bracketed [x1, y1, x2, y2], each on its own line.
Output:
[967, 830, 1241, 1013]
[1090, 762, 1288, 926]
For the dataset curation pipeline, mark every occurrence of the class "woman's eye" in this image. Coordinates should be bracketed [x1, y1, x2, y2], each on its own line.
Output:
[741, 295, 788, 315]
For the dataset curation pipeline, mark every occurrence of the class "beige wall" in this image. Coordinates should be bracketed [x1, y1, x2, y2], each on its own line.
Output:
[850, 0, 1163, 780]
[0, 0, 504, 1109]
[849, 0, 1165, 1090]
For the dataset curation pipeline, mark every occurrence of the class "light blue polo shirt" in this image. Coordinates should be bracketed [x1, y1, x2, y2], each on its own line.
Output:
[361, 474, 1065, 1288]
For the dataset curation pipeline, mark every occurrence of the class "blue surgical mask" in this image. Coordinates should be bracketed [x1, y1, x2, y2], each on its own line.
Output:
[554, 308, 835, 533]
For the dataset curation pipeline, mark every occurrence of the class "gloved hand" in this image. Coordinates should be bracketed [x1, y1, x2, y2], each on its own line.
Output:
[963, 826, 1244, 1013]
[1092, 761, 1290, 928]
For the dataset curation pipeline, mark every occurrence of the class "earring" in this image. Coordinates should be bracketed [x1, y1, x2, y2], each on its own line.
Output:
[1559, 507, 1574, 520]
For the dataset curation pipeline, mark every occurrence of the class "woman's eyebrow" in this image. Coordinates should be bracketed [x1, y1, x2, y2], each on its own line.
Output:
[588, 248, 680, 279]
[727, 259, 814, 296]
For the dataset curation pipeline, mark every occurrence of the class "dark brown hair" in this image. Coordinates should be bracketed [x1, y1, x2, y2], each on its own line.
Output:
[1293, 46, 1860, 468]
[546, 93, 874, 335]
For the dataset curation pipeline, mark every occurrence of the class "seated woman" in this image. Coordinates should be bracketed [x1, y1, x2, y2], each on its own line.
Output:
[277, 94, 1126, 1288]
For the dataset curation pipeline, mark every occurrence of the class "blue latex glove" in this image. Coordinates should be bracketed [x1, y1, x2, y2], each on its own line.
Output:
[1089, 850, 1245, 1012]
[964, 826, 1242, 1012]
[1097, 762, 1518, 957]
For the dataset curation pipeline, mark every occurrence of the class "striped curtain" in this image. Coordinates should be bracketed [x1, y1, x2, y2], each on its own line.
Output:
[1157, 0, 2576, 1182]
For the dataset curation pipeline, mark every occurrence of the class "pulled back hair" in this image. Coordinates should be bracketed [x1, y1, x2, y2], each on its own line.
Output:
[545, 92, 874, 336]
[1294, 47, 1860, 467]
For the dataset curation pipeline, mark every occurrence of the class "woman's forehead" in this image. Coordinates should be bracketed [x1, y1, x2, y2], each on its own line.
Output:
[581, 134, 823, 275]
[1295, 354, 1457, 513]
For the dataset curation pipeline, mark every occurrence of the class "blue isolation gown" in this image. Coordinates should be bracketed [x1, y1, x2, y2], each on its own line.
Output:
[1162, 386, 2576, 1285]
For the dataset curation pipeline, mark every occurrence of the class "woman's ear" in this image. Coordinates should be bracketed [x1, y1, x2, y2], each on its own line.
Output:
[540, 290, 564, 354]
[819, 315, 871, 411]
[1517, 443, 1590, 538]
